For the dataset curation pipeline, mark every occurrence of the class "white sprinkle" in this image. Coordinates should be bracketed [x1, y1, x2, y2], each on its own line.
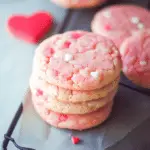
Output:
[131, 17, 140, 24]
[140, 61, 147, 66]
[90, 71, 100, 79]
[103, 11, 111, 18]
[64, 53, 73, 62]
[137, 23, 144, 29]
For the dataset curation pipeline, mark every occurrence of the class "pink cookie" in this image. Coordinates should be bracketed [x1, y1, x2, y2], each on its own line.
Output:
[32, 31, 121, 90]
[51, 0, 107, 8]
[30, 74, 119, 103]
[32, 97, 113, 130]
[91, 5, 150, 48]
[31, 88, 117, 114]
[120, 30, 150, 88]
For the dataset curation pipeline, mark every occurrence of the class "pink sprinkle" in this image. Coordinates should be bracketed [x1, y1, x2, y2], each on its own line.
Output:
[36, 89, 43, 96]
[44, 48, 54, 57]
[59, 114, 68, 122]
[92, 120, 97, 124]
[53, 70, 59, 76]
[72, 33, 81, 39]
[104, 24, 112, 30]
[64, 41, 71, 48]
[43, 57, 49, 64]
[109, 50, 114, 55]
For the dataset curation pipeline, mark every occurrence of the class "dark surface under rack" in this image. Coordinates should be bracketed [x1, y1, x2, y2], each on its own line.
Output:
[2, 0, 150, 149]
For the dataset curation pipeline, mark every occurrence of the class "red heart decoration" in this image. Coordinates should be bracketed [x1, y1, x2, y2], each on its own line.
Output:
[7, 11, 53, 43]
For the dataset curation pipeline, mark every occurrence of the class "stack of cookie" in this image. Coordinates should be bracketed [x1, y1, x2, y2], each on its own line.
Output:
[30, 31, 122, 130]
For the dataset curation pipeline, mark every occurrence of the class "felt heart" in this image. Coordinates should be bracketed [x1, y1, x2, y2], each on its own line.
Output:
[7, 11, 53, 43]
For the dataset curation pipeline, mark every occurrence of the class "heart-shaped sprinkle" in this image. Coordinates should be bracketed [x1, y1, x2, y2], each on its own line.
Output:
[36, 89, 43, 96]
[72, 33, 82, 39]
[71, 136, 80, 144]
[44, 48, 54, 57]
[59, 114, 68, 122]
[104, 24, 112, 30]
[64, 41, 71, 48]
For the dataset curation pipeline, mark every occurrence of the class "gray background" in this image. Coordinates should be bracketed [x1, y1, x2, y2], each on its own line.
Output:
[0, 0, 67, 145]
